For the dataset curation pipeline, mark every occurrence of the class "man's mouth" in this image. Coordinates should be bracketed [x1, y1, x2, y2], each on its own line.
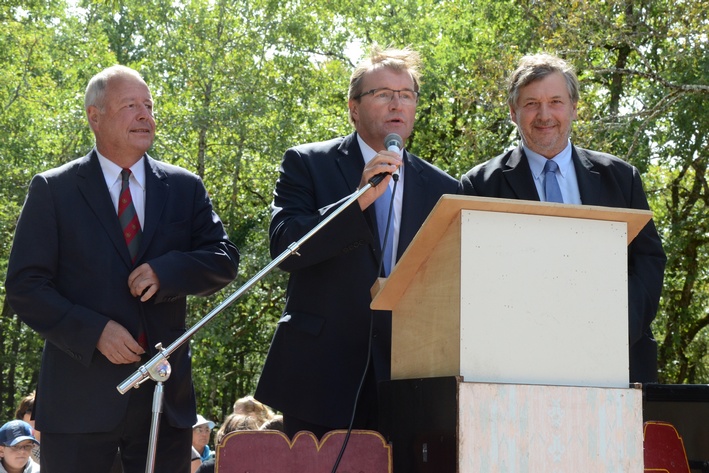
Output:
[534, 121, 557, 130]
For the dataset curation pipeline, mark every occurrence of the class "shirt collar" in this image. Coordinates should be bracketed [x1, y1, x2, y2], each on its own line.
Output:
[357, 133, 404, 162]
[357, 134, 378, 165]
[96, 148, 146, 190]
[524, 140, 573, 179]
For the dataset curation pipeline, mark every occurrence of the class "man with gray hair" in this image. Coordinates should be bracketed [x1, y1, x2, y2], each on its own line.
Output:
[5, 65, 239, 472]
[461, 53, 666, 383]
[255, 45, 460, 438]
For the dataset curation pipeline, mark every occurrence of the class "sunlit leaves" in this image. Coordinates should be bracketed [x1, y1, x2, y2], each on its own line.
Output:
[2, 0, 709, 422]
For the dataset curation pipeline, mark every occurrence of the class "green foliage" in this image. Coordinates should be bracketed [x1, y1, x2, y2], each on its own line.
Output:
[0, 0, 110, 416]
[2, 0, 709, 424]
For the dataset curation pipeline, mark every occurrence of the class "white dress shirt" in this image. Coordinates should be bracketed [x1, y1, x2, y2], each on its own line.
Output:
[96, 150, 146, 228]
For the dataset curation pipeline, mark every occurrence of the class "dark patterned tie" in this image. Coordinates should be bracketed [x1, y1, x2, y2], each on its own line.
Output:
[543, 160, 564, 203]
[118, 169, 142, 262]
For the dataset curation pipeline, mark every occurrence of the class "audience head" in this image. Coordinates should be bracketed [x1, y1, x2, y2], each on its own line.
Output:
[0, 420, 39, 470]
[215, 413, 261, 445]
[14, 392, 35, 422]
[192, 414, 215, 454]
[232, 396, 273, 426]
[14, 392, 40, 443]
[259, 414, 284, 432]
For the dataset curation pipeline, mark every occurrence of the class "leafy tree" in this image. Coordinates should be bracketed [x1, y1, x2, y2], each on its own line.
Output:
[2, 0, 709, 425]
[0, 0, 113, 418]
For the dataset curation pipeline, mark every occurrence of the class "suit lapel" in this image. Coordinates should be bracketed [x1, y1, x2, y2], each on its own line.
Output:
[572, 147, 602, 205]
[336, 133, 379, 231]
[76, 151, 134, 265]
[503, 147, 543, 201]
[399, 151, 426, 257]
[336, 133, 386, 266]
[140, 156, 169, 262]
[335, 133, 366, 193]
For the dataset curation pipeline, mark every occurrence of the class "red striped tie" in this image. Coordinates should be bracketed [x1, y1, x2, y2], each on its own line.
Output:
[118, 169, 142, 262]
[119, 169, 148, 350]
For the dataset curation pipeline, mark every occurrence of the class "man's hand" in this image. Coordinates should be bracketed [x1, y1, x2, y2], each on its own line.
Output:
[357, 150, 402, 210]
[96, 320, 144, 364]
[128, 263, 160, 302]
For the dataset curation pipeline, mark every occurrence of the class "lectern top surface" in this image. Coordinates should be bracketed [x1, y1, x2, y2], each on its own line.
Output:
[370, 194, 652, 310]
[435, 195, 652, 243]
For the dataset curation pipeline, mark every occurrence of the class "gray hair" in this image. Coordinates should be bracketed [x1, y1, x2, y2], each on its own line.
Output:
[507, 53, 579, 108]
[84, 65, 146, 110]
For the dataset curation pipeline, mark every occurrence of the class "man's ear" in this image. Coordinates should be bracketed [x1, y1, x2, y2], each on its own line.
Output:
[86, 106, 100, 130]
[509, 105, 518, 125]
[348, 99, 359, 125]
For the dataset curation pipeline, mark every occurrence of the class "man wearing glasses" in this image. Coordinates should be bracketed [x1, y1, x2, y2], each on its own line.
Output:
[255, 45, 460, 439]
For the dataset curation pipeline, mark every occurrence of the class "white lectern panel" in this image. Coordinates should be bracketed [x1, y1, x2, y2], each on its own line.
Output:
[459, 209, 629, 388]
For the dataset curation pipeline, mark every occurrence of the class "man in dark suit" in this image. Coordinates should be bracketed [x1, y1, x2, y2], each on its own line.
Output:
[461, 53, 666, 383]
[5, 65, 239, 473]
[255, 45, 460, 438]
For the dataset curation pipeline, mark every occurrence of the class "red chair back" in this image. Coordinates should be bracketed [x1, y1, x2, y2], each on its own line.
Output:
[215, 429, 392, 473]
[644, 421, 691, 473]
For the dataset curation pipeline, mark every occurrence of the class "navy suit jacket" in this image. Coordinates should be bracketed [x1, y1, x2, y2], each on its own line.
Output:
[461, 144, 666, 382]
[255, 133, 461, 427]
[5, 150, 239, 433]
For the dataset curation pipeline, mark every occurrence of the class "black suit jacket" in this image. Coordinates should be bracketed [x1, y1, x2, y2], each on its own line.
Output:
[5, 151, 239, 433]
[461, 145, 666, 382]
[255, 133, 461, 427]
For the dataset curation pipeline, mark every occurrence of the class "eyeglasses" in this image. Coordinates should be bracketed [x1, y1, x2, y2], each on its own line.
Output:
[194, 426, 211, 433]
[355, 88, 419, 105]
[7, 444, 35, 452]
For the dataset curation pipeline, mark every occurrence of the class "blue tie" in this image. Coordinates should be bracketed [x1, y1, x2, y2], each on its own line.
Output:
[375, 184, 394, 276]
[543, 160, 563, 203]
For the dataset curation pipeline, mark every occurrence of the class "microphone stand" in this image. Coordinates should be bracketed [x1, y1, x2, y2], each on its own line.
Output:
[117, 174, 389, 473]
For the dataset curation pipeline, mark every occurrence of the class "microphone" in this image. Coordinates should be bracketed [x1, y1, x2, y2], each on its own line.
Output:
[384, 133, 403, 153]
[384, 133, 402, 180]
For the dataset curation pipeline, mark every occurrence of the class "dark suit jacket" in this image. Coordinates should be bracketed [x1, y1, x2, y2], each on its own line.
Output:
[5, 150, 239, 433]
[461, 145, 666, 382]
[255, 133, 460, 427]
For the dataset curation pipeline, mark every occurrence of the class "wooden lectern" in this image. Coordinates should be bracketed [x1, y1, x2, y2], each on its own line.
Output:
[373, 195, 650, 472]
